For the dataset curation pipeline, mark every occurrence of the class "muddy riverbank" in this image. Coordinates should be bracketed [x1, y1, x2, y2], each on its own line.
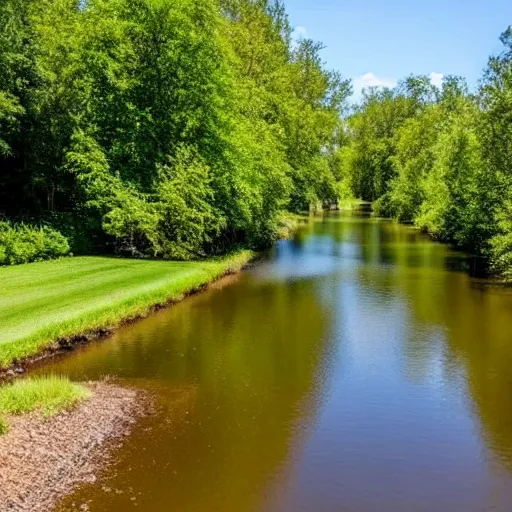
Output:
[0, 382, 149, 512]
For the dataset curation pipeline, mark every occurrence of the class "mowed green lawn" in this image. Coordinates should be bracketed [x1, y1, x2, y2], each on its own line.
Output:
[0, 252, 252, 367]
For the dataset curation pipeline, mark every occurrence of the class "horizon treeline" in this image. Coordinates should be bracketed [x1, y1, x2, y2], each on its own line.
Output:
[339, 27, 512, 279]
[0, 0, 350, 260]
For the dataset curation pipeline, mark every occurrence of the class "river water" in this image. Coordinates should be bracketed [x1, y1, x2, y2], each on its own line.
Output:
[42, 209, 512, 511]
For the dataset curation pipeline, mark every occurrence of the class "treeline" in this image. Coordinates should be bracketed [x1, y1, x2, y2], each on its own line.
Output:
[3, 1, 512, 277]
[339, 28, 512, 278]
[0, 0, 349, 261]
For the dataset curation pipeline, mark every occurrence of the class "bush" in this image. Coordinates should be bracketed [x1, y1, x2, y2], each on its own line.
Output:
[43, 211, 104, 255]
[372, 192, 393, 218]
[0, 221, 70, 265]
[490, 196, 512, 280]
[102, 145, 222, 260]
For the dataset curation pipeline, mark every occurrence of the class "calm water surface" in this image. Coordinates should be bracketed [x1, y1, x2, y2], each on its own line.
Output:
[41, 210, 512, 511]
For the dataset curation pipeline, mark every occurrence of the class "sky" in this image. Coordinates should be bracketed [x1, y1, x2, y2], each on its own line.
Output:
[286, 0, 512, 100]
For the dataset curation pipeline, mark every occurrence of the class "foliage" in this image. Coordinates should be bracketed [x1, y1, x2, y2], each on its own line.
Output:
[0, 221, 70, 265]
[383, 105, 443, 222]
[491, 195, 512, 279]
[415, 110, 494, 252]
[0, 0, 348, 261]
[153, 146, 221, 259]
[479, 27, 512, 278]
[337, 29, 512, 277]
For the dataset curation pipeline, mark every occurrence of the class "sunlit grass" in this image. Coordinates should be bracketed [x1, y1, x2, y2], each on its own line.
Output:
[0, 251, 253, 367]
[0, 376, 89, 418]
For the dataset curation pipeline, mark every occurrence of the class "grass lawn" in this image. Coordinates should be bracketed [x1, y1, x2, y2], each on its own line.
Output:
[0, 251, 253, 367]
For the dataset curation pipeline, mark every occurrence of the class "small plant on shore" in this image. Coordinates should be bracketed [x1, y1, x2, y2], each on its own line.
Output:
[0, 376, 90, 417]
[0, 416, 7, 435]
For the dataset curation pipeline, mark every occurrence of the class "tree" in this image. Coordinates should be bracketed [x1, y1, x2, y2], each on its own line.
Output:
[480, 26, 512, 276]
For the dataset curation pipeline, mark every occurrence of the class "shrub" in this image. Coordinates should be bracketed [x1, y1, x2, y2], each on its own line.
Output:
[0, 221, 70, 265]
[490, 195, 512, 280]
[102, 145, 222, 260]
[372, 192, 393, 218]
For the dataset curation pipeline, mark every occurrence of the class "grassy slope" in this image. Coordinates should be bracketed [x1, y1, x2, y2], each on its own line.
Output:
[0, 252, 253, 367]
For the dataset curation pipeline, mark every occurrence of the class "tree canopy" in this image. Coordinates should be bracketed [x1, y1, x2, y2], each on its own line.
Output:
[0, 0, 350, 258]
[1, 1, 512, 278]
[337, 27, 512, 278]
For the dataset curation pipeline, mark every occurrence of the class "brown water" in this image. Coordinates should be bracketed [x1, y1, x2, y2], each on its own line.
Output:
[39, 210, 512, 512]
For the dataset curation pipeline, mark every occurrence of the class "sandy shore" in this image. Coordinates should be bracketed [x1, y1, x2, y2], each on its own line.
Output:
[0, 382, 146, 512]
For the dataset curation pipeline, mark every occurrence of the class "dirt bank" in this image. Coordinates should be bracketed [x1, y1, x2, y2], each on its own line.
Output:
[0, 382, 147, 512]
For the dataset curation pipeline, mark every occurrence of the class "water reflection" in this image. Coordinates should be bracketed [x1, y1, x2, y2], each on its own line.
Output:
[48, 267, 336, 511]
[38, 209, 512, 511]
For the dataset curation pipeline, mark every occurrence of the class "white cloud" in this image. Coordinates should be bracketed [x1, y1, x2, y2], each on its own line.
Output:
[292, 25, 308, 44]
[429, 72, 444, 88]
[352, 72, 397, 99]
[294, 25, 308, 38]
[354, 72, 397, 89]
[351, 71, 446, 101]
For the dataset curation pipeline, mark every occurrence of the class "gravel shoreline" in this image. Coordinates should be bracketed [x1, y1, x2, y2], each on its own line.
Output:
[0, 382, 146, 512]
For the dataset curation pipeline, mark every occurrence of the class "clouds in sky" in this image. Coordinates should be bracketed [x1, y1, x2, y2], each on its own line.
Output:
[352, 71, 445, 100]
[429, 72, 444, 87]
[351, 72, 397, 100]
[294, 26, 308, 38]
[291, 25, 308, 46]
[353, 72, 397, 94]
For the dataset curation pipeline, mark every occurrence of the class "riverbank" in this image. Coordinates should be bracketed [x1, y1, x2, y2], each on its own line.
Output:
[0, 381, 146, 511]
[277, 212, 309, 239]
[0, 251, 254, 374]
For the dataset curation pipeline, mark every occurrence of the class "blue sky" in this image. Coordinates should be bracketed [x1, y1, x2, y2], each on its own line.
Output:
[286, 0, 512, 99]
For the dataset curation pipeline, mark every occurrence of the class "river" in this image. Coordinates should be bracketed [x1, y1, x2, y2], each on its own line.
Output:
[38, 208, 512, 511]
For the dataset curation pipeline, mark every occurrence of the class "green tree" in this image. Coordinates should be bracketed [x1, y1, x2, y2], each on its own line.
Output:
[416, 108, 493, 252]
[480, 27, 512, 276]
